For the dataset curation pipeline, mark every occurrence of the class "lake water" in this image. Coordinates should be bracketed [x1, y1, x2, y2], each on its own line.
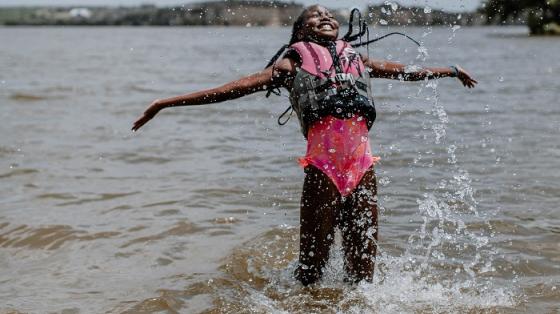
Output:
[0, 25, 559, 313]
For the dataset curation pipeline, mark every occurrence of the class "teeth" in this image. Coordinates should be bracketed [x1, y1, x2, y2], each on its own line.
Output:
[319, 24, 332, 31]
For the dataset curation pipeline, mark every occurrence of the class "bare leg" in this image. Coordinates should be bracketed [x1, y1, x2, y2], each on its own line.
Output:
[296, 165, 341, 286]
[340, 167, 378, 283]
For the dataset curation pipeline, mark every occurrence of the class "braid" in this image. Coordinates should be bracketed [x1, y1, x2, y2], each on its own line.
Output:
[264, 8, 310, 97]
[265, 9, 308, 69]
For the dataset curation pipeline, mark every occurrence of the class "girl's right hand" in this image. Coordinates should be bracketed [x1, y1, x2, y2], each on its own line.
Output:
[132, 100, 162, 131]
[455, 65, 478, 88]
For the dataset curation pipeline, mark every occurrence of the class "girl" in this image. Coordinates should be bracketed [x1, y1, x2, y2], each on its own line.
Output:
[132, 5, 477, 286]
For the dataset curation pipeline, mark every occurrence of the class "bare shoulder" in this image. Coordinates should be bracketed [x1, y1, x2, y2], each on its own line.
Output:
[268, 56, 298, 90]
[274, 56, 298, 74]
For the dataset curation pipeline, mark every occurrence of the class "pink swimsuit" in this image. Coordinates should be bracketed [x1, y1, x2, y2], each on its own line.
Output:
[298, 115, 380, 196]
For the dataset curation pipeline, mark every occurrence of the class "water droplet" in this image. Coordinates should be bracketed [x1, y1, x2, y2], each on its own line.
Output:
[498, 76, 504, 82]
[424, 6, 432, 14]
[417, 46, 428, 57]
[379, 19, 388, 25]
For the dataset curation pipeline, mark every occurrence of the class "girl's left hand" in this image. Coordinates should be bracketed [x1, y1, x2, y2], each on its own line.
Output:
[455, 65, 478, 88]
[132, 100, 162, 131]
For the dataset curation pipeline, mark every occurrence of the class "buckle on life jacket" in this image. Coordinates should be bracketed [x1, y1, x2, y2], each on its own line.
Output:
[333, 73, 355, 85]
[327, 88, 338, 97]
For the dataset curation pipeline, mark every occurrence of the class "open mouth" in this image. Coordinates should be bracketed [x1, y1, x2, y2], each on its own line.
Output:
[318, 23, 334, 31]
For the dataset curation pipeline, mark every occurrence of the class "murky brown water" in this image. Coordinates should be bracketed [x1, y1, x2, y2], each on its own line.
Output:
[1, 25, 559, 313]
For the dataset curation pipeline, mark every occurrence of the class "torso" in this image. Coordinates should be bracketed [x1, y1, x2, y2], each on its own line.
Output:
[282, 40, 375, 138]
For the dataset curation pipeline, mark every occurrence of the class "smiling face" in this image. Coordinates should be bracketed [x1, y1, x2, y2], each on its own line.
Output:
[298, 5, 339, 42]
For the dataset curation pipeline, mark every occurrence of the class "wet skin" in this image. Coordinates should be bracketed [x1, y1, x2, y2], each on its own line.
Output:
[131, 4, 478, 286]
[297, 165, 378, 285]
[298, 5, 340, 43]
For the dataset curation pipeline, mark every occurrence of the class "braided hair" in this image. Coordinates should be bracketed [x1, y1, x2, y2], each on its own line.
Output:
[264, 7, 312, 69]
[264, 6, 318, 97]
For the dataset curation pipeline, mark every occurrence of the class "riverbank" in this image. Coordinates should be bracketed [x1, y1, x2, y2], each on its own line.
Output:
[0, 2, 479, 27]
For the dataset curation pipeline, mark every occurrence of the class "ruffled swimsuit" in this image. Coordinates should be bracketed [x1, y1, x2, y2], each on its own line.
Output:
[298, 114, 380, 196]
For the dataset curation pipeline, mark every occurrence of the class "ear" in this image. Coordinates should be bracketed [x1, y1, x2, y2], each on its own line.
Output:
[295, 30, 305, 41]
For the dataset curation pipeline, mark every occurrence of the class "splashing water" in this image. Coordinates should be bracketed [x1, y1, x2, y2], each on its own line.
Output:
[166, 50, 519, 313]
[118, 26, 521, 314]
[417, 45, 429, 60]
[424, 80, 448, 144]
[179, 223, 515, 313]
[449, 24, 462, 43]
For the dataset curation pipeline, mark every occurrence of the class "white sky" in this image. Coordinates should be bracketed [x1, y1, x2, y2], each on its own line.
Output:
[0, 0, 482, 12]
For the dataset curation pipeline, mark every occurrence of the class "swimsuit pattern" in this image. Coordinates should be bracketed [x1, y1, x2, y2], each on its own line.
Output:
[298, 115, 380, 196]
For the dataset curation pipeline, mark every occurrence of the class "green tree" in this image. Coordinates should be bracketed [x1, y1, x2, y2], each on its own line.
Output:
[484, 0, 560, 34]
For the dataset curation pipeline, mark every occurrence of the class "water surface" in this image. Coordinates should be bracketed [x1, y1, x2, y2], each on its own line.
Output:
[0, 26, 559, 313]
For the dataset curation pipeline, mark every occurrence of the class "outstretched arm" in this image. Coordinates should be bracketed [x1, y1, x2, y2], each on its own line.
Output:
[132, 58, 297, 131]
[361, 56, 477, 88]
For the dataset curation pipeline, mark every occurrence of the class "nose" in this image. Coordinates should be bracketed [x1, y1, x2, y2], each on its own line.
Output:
[319, 13, 331, 20]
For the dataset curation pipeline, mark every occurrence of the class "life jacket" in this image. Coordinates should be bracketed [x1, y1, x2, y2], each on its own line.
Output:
[288, 40, 376, 138]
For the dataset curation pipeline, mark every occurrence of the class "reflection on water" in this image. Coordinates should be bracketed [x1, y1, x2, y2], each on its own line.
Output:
[1, 26, 559, 313]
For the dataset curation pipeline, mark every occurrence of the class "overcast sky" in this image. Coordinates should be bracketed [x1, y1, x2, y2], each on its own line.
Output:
[0, 0, 482, 12]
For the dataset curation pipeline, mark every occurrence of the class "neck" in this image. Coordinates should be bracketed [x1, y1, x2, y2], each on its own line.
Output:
[307, 36, 336, 46]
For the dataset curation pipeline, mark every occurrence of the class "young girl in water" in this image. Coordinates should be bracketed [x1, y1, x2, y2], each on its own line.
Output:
[132, 5, 477, 286]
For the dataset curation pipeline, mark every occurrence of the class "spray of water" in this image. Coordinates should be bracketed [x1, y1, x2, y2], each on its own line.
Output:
[176, 26, 516, 313]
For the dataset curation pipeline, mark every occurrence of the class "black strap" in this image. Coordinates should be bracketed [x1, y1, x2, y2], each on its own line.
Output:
[352, 32, 421, 48]
[327, 42, 343, 74]
[265, 44, 290, 98]
[342, 8, 367, 43]
[277, 105, 293, 125]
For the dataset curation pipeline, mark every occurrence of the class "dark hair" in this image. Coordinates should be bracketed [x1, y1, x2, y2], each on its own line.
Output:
[264, 6, 318, 98]
[264, 7, 310, 69]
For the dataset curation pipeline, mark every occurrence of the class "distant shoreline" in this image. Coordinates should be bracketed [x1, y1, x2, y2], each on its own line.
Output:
[0, 25, 509, 28]
[0, 2, 490, 27]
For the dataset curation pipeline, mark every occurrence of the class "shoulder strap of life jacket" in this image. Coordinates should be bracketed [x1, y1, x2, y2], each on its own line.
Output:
[326, 42, 343, 75]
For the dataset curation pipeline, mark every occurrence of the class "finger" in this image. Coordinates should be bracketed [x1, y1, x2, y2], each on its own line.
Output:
[132, 122, 145, 132]
[132, 118, 143, 129]
[132, 117, 147, 131]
